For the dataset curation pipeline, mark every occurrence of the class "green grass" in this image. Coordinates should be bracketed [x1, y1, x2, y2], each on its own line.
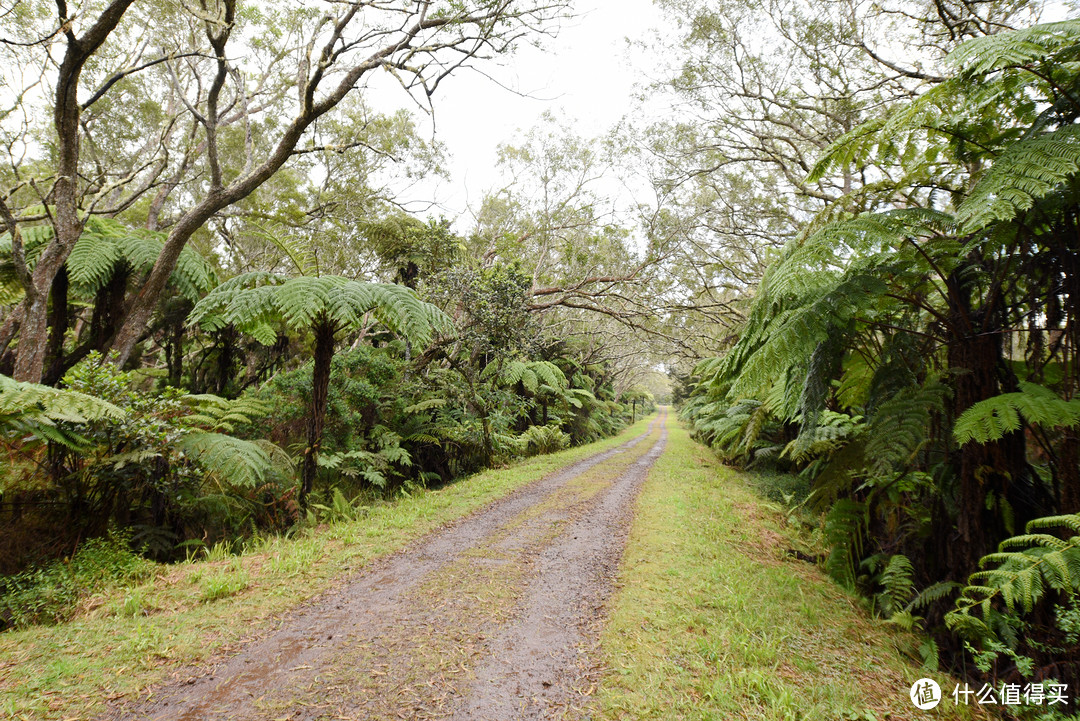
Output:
[594, 421, 989, 721]
[0, 413, 657, 721]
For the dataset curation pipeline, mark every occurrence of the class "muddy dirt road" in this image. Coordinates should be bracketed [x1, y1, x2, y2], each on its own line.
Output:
[108, 410, 669, 721]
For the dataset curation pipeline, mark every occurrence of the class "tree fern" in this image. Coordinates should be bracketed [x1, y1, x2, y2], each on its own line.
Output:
[863, 377, 947, 477]
[806, 80, 961, 184]
[518, 425, 570, 456]
[945, 19, 1080, 75]
[403, 398, 447, 414]
[697, 400, 760, 461]
[1, 217, 215, 304]
[190, 272, 452, 348]
[784, 411, 863, 463]
[0, 374, 124, 447]
[65, 228, 122, 290]
[481, 359, 567, 392]
[179, 394, 273, 433]
[808, 18, 1080, 192]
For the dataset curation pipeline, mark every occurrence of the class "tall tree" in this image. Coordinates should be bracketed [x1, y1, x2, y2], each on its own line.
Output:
[0, 0, 568, 382]
[630, 0, 1047, 363]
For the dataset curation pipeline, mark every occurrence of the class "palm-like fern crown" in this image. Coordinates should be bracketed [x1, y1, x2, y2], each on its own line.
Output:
[954, 382, 1080, 445]
[683, 19, 1080, 494]
[0, 216, 215, 303]
[188, 272, 453, 347]
[712, 16, 1080, 409]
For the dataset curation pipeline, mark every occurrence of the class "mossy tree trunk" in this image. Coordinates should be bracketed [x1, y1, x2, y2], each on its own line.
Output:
[300, 315, 337, 507]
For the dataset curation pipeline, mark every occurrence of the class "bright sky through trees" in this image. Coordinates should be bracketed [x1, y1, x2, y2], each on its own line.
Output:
[367, 0, 665, 220]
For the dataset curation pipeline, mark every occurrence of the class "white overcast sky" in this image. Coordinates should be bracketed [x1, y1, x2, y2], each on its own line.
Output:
[368, 0, 1078, 226]
[367, 0, 667, 221]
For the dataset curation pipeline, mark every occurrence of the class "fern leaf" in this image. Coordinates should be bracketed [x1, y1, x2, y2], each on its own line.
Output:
[403, 398, 446, 414]
[66, 231, 121, 291]
[958, 125, 1080, 231]
[946, 19, 1080, 74]
[179, 432, 276, 488]
[0, 374, 125, 425]
[954, 382, 1080, 445]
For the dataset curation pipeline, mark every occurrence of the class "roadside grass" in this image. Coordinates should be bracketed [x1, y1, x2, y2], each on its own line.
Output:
[0, 413, 656, 721]
[595, 421, 990, 721]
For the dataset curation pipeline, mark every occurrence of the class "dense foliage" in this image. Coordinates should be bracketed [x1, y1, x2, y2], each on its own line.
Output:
[12, 1, 1080, 706]
[0, 227, 653, 581]
[681, 16, 1080, 694]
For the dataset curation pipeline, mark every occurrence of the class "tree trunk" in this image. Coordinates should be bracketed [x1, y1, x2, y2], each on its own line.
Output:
[41, 267, 128, 385]
[299, 318, 336, 507]
[44, 267, 69, 383]
[0, 300, 23, 360]
[13, 0, 136, 382]
[166, 315, 185, 388]
[215, 325, 238, 395]
[946, 278, 1032, 576]
[1060, 433, 1080, 513]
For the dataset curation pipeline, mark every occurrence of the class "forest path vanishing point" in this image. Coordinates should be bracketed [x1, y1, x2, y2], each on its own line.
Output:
[107, 410, 670, 721]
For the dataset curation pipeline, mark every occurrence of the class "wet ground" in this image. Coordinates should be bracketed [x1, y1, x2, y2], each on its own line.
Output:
[106, 410, 669, 721]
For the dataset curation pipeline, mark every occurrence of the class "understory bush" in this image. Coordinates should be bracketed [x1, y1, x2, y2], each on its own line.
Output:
[0, 532, 153, 630]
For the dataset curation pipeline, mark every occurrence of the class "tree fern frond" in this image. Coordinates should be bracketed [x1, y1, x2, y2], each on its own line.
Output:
[946, 19, 1080, 74]
[180, 394, 272, 432]
[823, 498, 865, 589]
[864, 377, 947, 476]
[179, 431, 276, 488]
[403, 398, 446, 414]
[187, 272, 284, 330]
[115, 231, 167, 272]
[906, 581, 962, 612]
[997, 534, 1070, 552]
[275, 276, 336, 329]
[948, 514, 1080, 642]
[0, 374, 125, 426]
[954, 382, 1080, 445]
[530, 361, 567, 389]
[1028, 514, 1080, 534]
[806, 80, 961, 183]
[65, 230, 121, 290]
[957, 125, 1080, 231]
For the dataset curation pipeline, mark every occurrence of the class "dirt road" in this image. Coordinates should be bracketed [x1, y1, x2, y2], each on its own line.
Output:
[108, 409, 669, 721]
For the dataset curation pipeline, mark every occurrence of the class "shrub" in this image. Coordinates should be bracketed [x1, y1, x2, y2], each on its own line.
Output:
[0, 532, 154, 630]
